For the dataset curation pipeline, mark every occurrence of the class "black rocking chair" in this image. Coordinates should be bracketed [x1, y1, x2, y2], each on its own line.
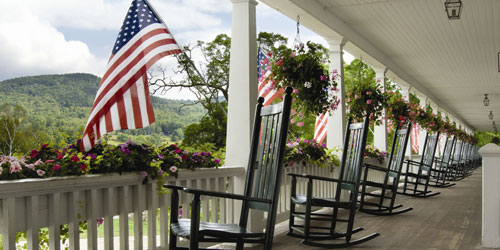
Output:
[429, 136, 456, 188]
[287, 115, 380, 248]
[399, 131, 441, 198]
[165, 87, 293, 250]
[359, 122, 412, 216]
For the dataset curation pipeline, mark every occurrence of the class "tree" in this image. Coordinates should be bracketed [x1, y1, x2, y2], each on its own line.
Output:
[0, 104, 47, 155]
[182, 102, 227, 149]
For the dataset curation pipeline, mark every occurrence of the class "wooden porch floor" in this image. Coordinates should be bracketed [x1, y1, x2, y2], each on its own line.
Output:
[252, 168, 483, 250]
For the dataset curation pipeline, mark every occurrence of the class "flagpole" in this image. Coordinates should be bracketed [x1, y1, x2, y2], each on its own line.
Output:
[144, 0, 227, 116]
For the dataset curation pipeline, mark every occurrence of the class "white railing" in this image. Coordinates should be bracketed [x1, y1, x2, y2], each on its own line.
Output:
[0, 162, 384, 250]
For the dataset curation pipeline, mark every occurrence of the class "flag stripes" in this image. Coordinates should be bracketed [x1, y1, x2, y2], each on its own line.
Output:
[81, 2, 181, 151]
[411, 123, 420, 153]
[314, 113, 328, 144]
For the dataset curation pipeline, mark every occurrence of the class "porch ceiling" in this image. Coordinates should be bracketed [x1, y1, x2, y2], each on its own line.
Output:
[260, 0, 500, 132]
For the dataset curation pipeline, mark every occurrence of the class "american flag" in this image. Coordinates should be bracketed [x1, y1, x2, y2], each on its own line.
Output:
[411, 123, 420, 153]
[257, 47, 283, 106]
[81, 0, 181, 151]
[314, 113, 328, 144]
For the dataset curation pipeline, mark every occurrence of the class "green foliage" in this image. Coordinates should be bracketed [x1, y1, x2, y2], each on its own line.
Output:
[474, 131, 499, 147]
[285, 138, 339, 168]
[0, 104, 49, 156]
[267, 41, 340, 116]
[0, 73, 206, 153]
[182, 102, 227, 149]
[344, 59, 386, 125]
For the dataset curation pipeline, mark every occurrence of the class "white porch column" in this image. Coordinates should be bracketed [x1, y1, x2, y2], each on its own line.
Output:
[327, 39, 346, 150]
[226, 0, 258, 174]
[226, 0, 258, 225]
[373, 67, 387, 151]
[479, 143, 500, 248]
[401, 87, 412, 159]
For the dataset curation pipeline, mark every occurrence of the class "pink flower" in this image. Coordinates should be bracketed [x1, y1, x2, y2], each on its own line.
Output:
[140, 171, 148, 178]
[367, 99, 372, 104]
[36, 169, 45, 177]
[347, 98, 351, 102]
[298, 112, 304, 117]
[290, 161, 295, 166]
[290, 52, 295, 58]
[34, 159, 43, 166]
[320, 75, 327, 81]
[297, 122, 304, 127]
[45, 160, 55, 163]
[52, 164, 61, 171]
[332, 69, 338, 74]
[174, 149, 182, 154]
[355, 95, 359, 99]
[366, 91, 372, 95]
[56, 154, 64, 160]
[9, 162, 21, 173]
[170, 166, 178, 173]
[291, 109, 297, 115]
[290, 118, 296, 124]
[276, 59, 283, 66]
[97, 218, 104, 226]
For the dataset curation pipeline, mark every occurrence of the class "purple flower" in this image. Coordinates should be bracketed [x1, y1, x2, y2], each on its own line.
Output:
[214, 158, 221, 164]
[97, 218, 104, 226]
[88, 153, 96, 160]
[158, 169, 164, 176]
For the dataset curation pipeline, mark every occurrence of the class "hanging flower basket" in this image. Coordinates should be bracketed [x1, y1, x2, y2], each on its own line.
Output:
[345, 79, 386, 125]
[267, 41, 340, 116]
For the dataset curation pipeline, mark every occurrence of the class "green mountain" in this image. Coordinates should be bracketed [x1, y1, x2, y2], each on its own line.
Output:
[0, 73, 206, 147]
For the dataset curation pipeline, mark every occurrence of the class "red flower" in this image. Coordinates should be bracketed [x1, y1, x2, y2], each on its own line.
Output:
[80, 164, 87, 172]
[30, 150, 39, 159]
[41, 144, 49, 149]
[45, 160, 55, 163]
[52, 164, 61, 171]
[56, 154, 64, 160]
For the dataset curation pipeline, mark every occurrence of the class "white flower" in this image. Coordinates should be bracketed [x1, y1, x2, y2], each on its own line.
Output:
[36, 169, 45, 177]
[170, 166, 178, 173]
[304, 81, 312, 88]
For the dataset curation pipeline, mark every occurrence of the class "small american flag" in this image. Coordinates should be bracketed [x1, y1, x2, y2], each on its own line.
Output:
[411, 123, 420, 153]
[257, 47, 283, 106]
[81, 0, 181, 151]
[314, 113, 328, 144]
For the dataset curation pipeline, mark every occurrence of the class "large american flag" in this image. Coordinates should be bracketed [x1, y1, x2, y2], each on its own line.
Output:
[257, 47, 283, 106]
[81, 0, 181, 151]
[314, 113, 328, 144]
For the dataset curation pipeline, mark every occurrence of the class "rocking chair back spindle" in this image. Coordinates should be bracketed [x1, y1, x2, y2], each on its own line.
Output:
[430, 137, 456, 187]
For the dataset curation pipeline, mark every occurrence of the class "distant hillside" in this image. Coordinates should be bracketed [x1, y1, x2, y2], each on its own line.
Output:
[0, 73, 206, 146]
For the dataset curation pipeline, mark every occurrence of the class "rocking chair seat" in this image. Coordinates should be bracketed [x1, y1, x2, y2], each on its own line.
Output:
[171, 219, 264, 239]
[292, 194, 351, 208]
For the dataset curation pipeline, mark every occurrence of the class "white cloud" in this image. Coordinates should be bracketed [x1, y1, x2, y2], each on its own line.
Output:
[0, 6, 106, 80]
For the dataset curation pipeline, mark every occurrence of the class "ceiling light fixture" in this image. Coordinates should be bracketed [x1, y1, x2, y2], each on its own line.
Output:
[489, 111, 494, 120]
[484, 94, 490, 106]
[445, 0, 463, 20]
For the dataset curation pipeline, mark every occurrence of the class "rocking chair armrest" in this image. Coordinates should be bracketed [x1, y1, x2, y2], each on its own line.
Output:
[405, 159, 422, 165]
[182, 187, 272, 204]
[364, 163, 389, 173]
[287, 173, 356, 185]
[163, 184, 185, 191]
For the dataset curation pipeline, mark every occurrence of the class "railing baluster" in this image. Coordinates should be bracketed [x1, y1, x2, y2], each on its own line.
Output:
[87, 189, 98, 250]
[120, 185, 130, 250]
[27, 195, 39, 250]
[212, 177, 219, 223]
[134, 184, 145, 250]
[104, 187, 115, 250]
[218, 177, 226, 223]
[227, 176, 235, 224]
[49, 193, 61, 250]
[200, 179, 209, 222]
[159, 184, 170, 247]
[147, 183, 158, 249]
[2, 197, 16, 250]
[68, 191, 81, 250]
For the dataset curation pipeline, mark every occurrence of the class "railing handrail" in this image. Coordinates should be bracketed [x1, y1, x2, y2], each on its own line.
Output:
[0, 166, 246, 199]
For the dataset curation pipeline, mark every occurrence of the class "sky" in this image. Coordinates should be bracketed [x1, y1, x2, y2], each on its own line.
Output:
[0, 0, 351, 100]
